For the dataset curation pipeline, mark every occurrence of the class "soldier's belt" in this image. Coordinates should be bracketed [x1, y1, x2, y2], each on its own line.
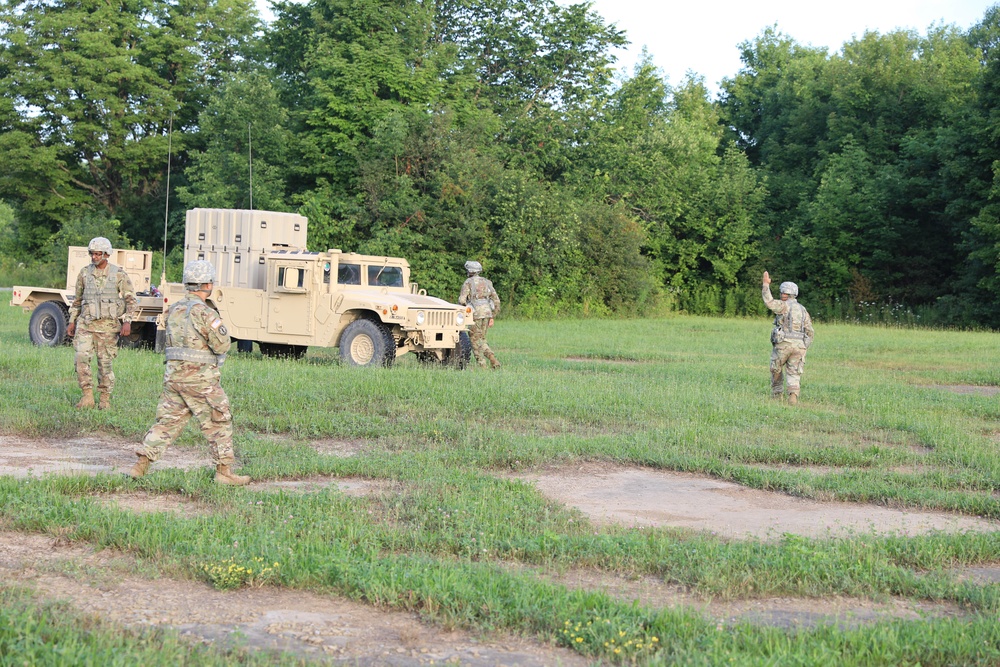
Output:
[782, 331, 805, 340]
[164, 347, 220, 365]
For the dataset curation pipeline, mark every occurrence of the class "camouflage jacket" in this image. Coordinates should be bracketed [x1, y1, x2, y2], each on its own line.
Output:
[69, 263, 137, 332]
[763, 285, 814, 348]
[459, 276, 500, 319]
[163, 294, 231, 384]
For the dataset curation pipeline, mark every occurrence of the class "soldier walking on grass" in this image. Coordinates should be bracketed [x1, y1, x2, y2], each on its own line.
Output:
[763, 271, 814, 405]
[67, 237, 137, 410]
[127, 260, 250, 485]
[459, 260, 501, 369]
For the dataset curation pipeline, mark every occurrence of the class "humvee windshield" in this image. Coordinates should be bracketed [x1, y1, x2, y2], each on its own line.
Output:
[368, 265, 404, 287]
[338, 263, 361, 285]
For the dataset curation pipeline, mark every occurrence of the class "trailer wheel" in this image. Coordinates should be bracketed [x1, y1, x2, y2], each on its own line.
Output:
[118, 322, 153, 349]
[28, 301, 70, 346]
[339, 319, 394, 367]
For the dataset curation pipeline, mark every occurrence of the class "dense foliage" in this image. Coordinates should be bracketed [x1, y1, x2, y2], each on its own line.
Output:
[1, 0, 999, 323]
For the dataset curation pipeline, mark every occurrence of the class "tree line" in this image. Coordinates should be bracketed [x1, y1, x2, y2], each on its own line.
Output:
[1, 0, 998, 325]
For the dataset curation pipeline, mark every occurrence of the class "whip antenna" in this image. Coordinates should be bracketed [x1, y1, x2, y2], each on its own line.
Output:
[161, 112, 174, 287]
[248, 122, 253, 211]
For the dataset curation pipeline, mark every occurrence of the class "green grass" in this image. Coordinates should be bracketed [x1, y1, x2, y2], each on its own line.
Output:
[1, 305, 999, 665]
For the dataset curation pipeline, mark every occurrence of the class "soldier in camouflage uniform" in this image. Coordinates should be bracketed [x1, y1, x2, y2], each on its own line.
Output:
[458, 260, 501, 369]
[66, 237, 138, 410]
[127, 260, 250, 485]
[762, 271, 814, 405]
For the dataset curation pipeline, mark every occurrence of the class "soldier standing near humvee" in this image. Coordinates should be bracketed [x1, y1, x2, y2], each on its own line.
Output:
[459, 260, 501, 369]
[66, 237, 137, 410]
[127, 260, 250, 485]
[763, 271, 814, 405]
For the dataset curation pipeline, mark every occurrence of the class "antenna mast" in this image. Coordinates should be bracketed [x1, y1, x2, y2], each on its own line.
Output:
[248, 123, 253, 211]
[161, 113, 174, 288]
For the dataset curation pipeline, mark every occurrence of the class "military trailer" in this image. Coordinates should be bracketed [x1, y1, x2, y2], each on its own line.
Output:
[175, 208, 472, 367]
[10, 208, 472, 368]
[9, 246, 162, 348]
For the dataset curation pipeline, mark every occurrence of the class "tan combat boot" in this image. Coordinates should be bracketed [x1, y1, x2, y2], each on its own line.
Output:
[127, 455, 151, 478]
[788, 393, 799, 406]
[215, 465, 250, 486]
[97, 392, 111, 410]
[75, 390, 95, 409]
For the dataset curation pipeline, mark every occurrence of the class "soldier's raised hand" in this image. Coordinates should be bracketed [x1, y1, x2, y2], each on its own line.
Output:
[762, 271, 771, 286]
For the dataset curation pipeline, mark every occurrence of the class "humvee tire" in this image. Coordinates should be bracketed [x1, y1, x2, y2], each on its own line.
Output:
[446, 330, 472, 369]
[340, 319, 394, 367]
[28, 301, 69, 346]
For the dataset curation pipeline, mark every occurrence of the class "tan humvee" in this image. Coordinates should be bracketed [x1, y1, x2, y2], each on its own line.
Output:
[165, 208, 472, 367]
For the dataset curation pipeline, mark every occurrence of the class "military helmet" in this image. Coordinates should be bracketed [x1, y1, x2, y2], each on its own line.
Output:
[183, 260, 216, 286]
[779, 281, 799, 297]
[88, 237, 113, 255]
[464, 260, 483, 275]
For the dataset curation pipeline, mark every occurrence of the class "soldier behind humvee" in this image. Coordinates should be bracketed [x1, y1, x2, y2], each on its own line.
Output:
[67, 236, 138, 410]
[459, 260, 501, 369]
[127, 260, 250, 485]
[762, 271, 814, 405]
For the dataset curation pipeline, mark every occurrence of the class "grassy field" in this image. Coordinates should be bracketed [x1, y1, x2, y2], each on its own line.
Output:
[1, 303, 999, 665]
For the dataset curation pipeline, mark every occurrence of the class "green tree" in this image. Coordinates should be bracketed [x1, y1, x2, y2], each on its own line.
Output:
[177, 72, 292, 212]
[570, 64, 765, 291]
[0, 0, 263, 245]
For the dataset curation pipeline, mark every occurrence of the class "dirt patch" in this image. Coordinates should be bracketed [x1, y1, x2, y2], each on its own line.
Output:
[522, 566, 967, 629]
[307, 438, 367, 457]
[512, 463, 1000, 540]
[267, 435, 367, 458]
[0, 531, 589, 667]
[91, 491, 214, 516]
[953, 565, 1000, 585]
[253, 476, 389, 497]
[0, 434, 209, 477]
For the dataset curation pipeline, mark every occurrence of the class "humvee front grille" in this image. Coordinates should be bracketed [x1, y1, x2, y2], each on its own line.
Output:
[426, 310, 455, 327]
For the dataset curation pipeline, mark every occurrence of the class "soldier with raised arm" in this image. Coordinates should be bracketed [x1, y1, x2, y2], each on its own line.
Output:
[127, 260, 250, 485]
[762, 271, 814, 405]
[458, 260, 501, 370]
[66, 237, 137, 410]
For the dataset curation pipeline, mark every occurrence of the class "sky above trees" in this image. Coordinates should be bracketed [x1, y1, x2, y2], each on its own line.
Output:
[553, 0, 992, 90]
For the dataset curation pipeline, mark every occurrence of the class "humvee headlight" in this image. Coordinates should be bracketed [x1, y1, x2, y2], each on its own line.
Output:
[416, 311, 425, 325]
[456, 312, 464, 325]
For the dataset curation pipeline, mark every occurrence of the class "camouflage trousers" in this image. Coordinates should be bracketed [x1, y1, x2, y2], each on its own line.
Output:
[771, 342, 807, 396]
[469, 318, 500, 369]
[138, 379, 235, 466]
[74, 327, 119, 393]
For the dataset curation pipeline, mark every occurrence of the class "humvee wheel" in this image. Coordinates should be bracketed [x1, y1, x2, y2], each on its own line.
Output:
[28, 301, 70, 346]
[445, 330, 472, 369]
[340, 319, 393, 367]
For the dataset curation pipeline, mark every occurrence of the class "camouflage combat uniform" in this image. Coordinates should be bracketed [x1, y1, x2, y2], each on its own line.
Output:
[763, 285, 814, 399]
[68, 262, 137, 397]
[138, 294, 236, 466]
[459, 274, 501, 369]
